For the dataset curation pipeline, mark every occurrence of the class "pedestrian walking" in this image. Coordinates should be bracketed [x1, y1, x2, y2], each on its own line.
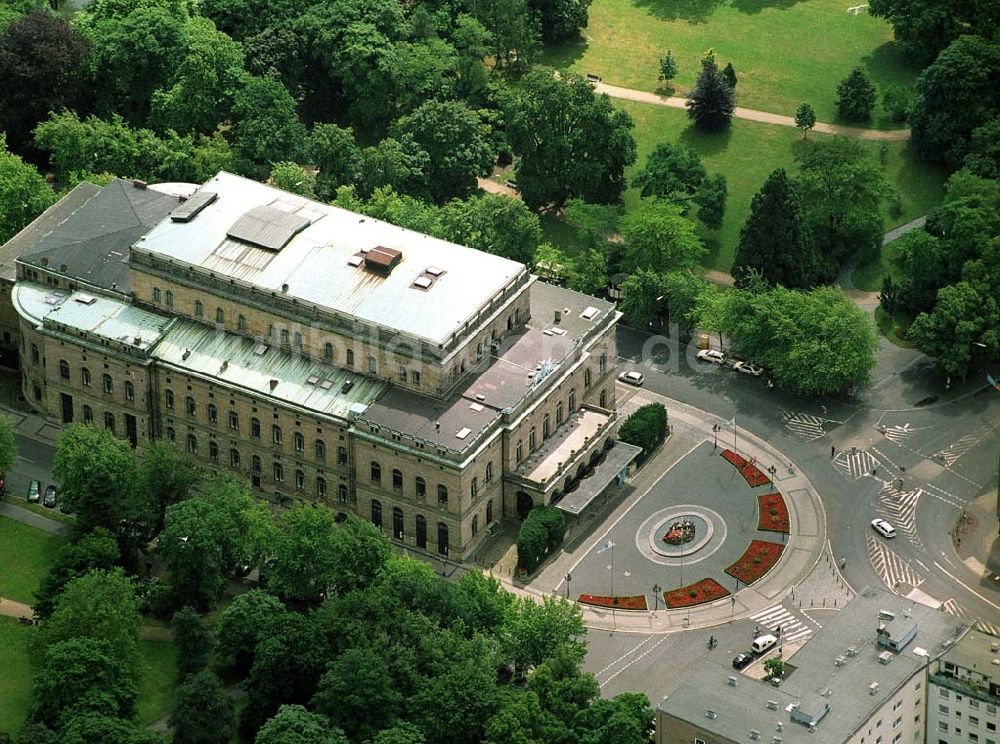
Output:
[830, 445, 835, 458]
[821, 405, 827, 415]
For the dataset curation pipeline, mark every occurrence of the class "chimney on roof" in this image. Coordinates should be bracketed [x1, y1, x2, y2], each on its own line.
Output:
[269, 379, 278, 391]
[181, 349, 191, 360]
[435, 422, 441, 433]
[60, 264, 67, 272]
[41, 258, 49, 267]
[554, 309, 561, 323]
[219, 360, 228, 373]
[281, 283, 289, 293]
[132, 179, 147, 189]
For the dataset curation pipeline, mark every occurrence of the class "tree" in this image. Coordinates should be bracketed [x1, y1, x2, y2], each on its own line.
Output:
[569, 248, 610, 296]
[170, 671, 236, 744]
[619, 200, 705, 272]
[484, 688, 564, 744]
[722, 62, 737, 89]
[269, 162, 318, 198]
[0, 413, 15, 477]
[265, 504, 339, 604]
[504, 69, 636, 210]
[868, 0, 988, 62]
[617, 403, 668, 461]
[394, 99, 493, 203]
[528, 645, 599, 729]
[34, 527, 119, 620]
[658, 51, 678, 87]
[794, 102, 816, 138]
[963, 119, 1000, 178]
[573, 693, 653, 744]
[0, 12, 88, 150]
[440, 194, 541, 265]
[51, 424, 136, 534]
[59, 713, 161, 744]
[371, 723, 427, 744]
[530, 0, 592, 42]
[135, 439, 199, 537]
[836, 67, 877, 121]
[28, 637, 139, 731]
[0, 135, 57, 245]
[908, 281, 995, 379]
[409, 648, 501, 744]
[686, 59, 735, 131]
[893, 229, 946, 311]
[882, 85, 911, 123]
[231, 76, 308, 164]
[503, 595, 585, 676]
[732, 169, 817, 288]
[215, 589, 286, 672]
[311, 647, 401, 739]
[255, 705, 347, 744]
[355, 137, 430, 201]
[618, 269, 667, 328]
[326, 514, 395, 595]
[309, 123, 360, 201]
[763, 657, 785, 680]
[631, 142, 706, 200]
[471, 0, 540, 72]
[516, 506, 566, 573]
[533, 243, 576, 285]
[172, 606, 214, 677]
[695, 173, 727, 230]
[910, 35, 1000, 169]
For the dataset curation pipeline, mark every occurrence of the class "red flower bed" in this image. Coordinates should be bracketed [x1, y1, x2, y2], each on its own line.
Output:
[663, 578, 731, 608]
[757, 492, 790, 533]
[721, 449, 771, 487]
[725, 540, 785, 584]
[578, 594, 648, 611]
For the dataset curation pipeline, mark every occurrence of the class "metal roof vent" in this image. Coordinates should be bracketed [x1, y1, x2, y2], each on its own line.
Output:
[846, 646, 858, 657]
[269, 379, 278, 391]
[412, 276, 433, 289]
[705, 709, 717, 720]
[74, 293, 97, 305]
[181, 348, 191, 361]
[426, 266, 445, 276]
[305, 375, 319, 385]
[834, 656, 845, 667]
[348, 254, 364, 267]
[364, 246, 402, 275]
[339, 380, 353, 393]
[581, 306, 600, 320]
[253, 344, 268, 356]
[809, 724, 817, 733]
[469, 402, 484, 412]
[227, 205, 310, 250]
[750, 731, 761, 741]
[878, 651, 893, 665]
[766, 701, 779, 711]
[869, 682, 880, 695]
[170, 191, 217, 222]
[219, 360, 228, 373]
[728, 676, 738, 686]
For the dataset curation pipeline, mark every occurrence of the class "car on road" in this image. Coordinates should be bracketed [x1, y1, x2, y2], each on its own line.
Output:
[43, 485, 57, 509]
[618, 370, 645, 386]
[732, 652, 753, 670]
[871, 518, 896, 538]
[27, 479, 41, 503]
[734, 361, 765, 377]
[696, 349, 726, 364]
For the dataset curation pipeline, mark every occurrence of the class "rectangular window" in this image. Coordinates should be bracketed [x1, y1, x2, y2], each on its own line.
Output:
[238, 314, 247, 331]
[346, 349, 354, 366]
[368, 356, 377, 374]
[411, 370, 420, 385]
[153, 288, 161, 302]
[970, 717, 979, 727]
[939, 722, 948, 732]
[398, 365, 407, 381]
[939, 705, 949, 715]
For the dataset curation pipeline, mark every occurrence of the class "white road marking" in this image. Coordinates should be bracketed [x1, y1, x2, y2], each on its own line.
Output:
[748, 604, 819, 644]
[867, 535, 922, 590]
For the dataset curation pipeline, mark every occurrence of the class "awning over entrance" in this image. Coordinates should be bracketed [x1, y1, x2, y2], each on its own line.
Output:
[553, 442, 642, 516]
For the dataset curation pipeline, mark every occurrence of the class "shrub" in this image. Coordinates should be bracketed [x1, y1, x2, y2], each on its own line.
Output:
[516, 505, 566, 572]
[617, 403, 668, 462]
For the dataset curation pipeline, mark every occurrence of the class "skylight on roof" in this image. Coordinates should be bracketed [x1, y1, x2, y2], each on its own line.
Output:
[226, 205, 311, 251]
[469, 402, 484, 412]
[413, 276, 433, 289]
[253, 344, 268, 356]
[74, 294, 97, 305]
[455, 427, 471, 439]
[170, 191, 217, 222]
[348, 255, 364, 267]
[426, 266, 445, 276]
[581, 306, 600, 320]
[305, 375, 320, 385]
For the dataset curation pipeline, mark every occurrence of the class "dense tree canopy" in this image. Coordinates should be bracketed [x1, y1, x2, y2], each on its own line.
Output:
[686, 59, 735, 131]
[0, 134, 56, 245]
[170, 671, 236, 744]
[620, 199, 705, 272]
[34, 527, 119, 620]
[231, 76, 307, 164]
[440, 193, 541, 264]
[835, 67, 877, 121]
[868, 0, 995, 62]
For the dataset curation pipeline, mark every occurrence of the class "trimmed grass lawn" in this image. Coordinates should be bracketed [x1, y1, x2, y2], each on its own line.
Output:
[542, 0, 924, 126]
[0, 616, 33, 735]
[0, 516, 62, 605]
[551, 101, 947, 273]
[137, 639, 179, 726]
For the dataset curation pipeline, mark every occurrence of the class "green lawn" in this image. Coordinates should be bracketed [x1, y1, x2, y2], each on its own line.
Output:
[0, 616, 33, 735]
[0, 516, 62, 605]
[137, 639, 179, 726]
[542, 0, 923, 126]
[542, 101, 947, 274]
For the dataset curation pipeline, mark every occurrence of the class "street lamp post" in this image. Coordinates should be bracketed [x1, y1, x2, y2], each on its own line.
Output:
[652, 583, 661, 611]
[712, 423, 720, 450]
[565, 572, 572, 599]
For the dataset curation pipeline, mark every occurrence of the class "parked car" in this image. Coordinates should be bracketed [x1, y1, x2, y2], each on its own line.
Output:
[43, 485, 57, 509]
[871, 518, 896, 538]
[618, 370, 645, 386]
[732, 652, 753, 670]
[751, 634, 778, 655]
[734, 361, 765, 377]
[27, 479, 41, 503]
[696, 349, 726, 364]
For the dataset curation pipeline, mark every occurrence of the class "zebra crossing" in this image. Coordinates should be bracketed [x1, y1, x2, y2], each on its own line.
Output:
[783, 412, 828, 442]
[882, 423, 919, 445]
[931, 425, 992, 468]
[748, 604, 819, 644]
[941, 598, 1000, 637]
[874, 482, 923, 549]
[833, 449, 880, 480]
[866, 535, 923, 591]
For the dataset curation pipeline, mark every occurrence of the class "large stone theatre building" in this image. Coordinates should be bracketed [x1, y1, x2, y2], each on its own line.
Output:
[3, 173, 635, 560]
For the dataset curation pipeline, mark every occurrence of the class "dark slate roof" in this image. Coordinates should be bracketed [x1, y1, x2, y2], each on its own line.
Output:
[18, 179, 177, 293]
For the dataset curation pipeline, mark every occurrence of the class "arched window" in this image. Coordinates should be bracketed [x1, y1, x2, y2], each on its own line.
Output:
[569, 389, 576, 411]
[556, 401, 564, 425]
[186, 434, 196, 453]
[294, 432, 304, 453]
[104, 412, 115, 432]
[470, 477, 478, 498]
[293, 331, 302, 348]
[272, 462, 283, 482]
[59, 360, 69, 380]
[346, 349, 355, 366]
[238, 314, 247, 331]
[82, 367, 91, 387]
[599, 353, 607, 373]
[207, 403, 217, 423]
[368, 356, 377, 374]
[529, 427, 536, 450]
[124, 380, 135, 402]
[584, 369, 592, 389]
[268, 324, 276, 341]
[281, 329, 290, 346]
[230, 448, 240, 468]
[485, 462, 493, 483]
[165, 389, 174, 408]
[185, 396, 196, 416]
[229, 411, 239, 430]
[295, 469, 304, 490]
[166, 426, 175, 441]
[315, 439, 326, 460]
[515, 441, 523, 463]
[324, 342, 334, 360]
[600, 389, 607, 408]
[415, 477, 426, 498]
[209, 441, 218, 462]
[251, 417, 260, 438]
[437, 522, 449, 556]
[472, 515, 479, 536]
[392, 468, 403, 491]
[30, 344, 38, 365]
[337, 446, 347, 466]
[215, 307, 225, 324]
[392, 507, 404, 539]
[542, 413, 550, 439]
[416, 514, 427, 548]
[318, 478, 328, 498]
[371, 499, 383, 529]
[486, 499, 493, 524]
[165, 290, 174, 308]
[338, 484, 348, 503]
[271, 424, 282, 445]
[194, 300, 203, 318]
[252, 455, 261, 473]
[102, 373, 113, 394]
[437, 484, 448, 505]
[370, 461, 381, 484]
[82, 405, 93, 424]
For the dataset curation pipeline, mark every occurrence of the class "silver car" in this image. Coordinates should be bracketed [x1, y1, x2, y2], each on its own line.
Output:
[871, 518, 896, 538]
[618, 370, 645, 386]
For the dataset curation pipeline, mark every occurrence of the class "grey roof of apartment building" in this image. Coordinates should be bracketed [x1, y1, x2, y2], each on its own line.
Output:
[528, 280, 615, 343]
[16, 179, 177, 292]
[659, 587, 968, 744]
[134, 172, 529, 347]
[0, 182, 102, 282]
[935, 628, 1000, 678]
[153, 321, 388, 422]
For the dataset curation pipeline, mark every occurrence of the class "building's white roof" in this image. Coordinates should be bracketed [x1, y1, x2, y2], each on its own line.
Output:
[134, 172, 528, 346]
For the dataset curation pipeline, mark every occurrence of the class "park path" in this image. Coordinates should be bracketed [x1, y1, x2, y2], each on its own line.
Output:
[0, 500, 69, 535]
[592, 81, 911, 141]
[836, 214, 928, 306]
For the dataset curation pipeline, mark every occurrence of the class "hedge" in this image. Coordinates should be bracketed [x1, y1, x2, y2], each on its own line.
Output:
[617, 403, 668, 462]
[516, 505, 566, 573]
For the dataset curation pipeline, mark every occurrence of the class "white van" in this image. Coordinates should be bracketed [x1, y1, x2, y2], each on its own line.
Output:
[751, 634, 778, 655]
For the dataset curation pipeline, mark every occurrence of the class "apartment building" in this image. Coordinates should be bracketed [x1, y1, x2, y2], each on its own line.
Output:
[926, 628, 1000, 744]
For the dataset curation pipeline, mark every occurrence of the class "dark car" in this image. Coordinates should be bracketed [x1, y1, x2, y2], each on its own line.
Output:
[43, 485, 57, 509]
[733, 652, 754, 670]
[27, 479, 41, 503]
